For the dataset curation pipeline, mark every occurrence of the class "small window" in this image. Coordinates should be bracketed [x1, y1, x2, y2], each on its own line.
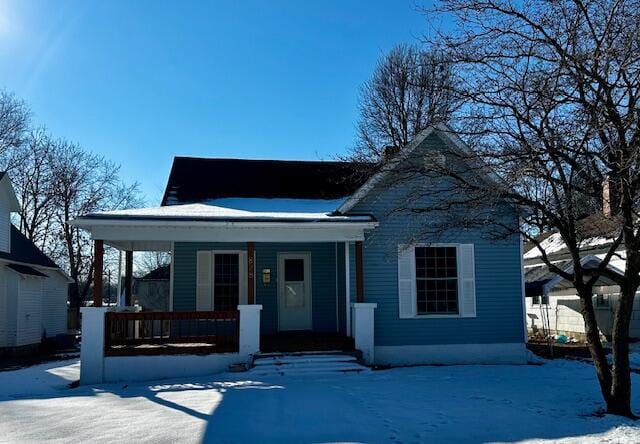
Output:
[284, 259, 305, 282]
[415, 247, 458, 315]
[532, 295, 540, 305]
[596, 294, 610, 307]
[532, 294, 549, 305]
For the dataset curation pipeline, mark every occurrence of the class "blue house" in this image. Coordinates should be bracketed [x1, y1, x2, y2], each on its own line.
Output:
[73, 124, 526, 383]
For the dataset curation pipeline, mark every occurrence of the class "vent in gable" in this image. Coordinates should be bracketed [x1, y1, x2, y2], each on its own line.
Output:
[424, 151, 446, 170]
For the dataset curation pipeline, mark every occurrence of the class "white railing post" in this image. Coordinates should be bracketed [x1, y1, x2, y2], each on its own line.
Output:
[351, 302, 377, 364]
[80, 307, 110, 384]
[238, 304, 263, 358]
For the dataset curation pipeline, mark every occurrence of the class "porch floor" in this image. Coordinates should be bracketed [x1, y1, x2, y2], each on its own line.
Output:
[260, 332, 354, 354]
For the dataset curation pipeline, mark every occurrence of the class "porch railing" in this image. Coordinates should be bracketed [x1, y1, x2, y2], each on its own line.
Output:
[104, 310, 240, 356]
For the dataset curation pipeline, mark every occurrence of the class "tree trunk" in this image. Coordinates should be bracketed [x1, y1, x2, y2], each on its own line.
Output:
[608, 281, 637, 417]
[577, 286, 614, 408]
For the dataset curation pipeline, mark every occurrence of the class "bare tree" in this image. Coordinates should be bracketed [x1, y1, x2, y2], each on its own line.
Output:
[404, 0, 640, 416]
[48, 140, 142, 326]
[0, 90, 30, 170]
[135, 251, 171, 278]
[350, 44, 457, 162]
[9, 128, 57, 250]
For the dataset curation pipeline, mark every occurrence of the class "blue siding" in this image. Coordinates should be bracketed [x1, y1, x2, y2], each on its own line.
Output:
[351, 132, 525, 346]
[173, 242, 340, 334]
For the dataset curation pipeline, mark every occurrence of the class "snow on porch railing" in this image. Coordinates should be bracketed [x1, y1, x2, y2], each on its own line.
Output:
[104, 310, 240, 356]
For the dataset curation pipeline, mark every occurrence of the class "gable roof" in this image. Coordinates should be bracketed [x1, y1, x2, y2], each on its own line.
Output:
[0, 225, 59, 269]
[337, 123, 499, 214]
[161, 157, 371, 206]
[138, 265, 170, 281]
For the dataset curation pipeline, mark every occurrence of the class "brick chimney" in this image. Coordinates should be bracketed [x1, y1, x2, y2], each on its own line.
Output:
[382, 145, 400, 162]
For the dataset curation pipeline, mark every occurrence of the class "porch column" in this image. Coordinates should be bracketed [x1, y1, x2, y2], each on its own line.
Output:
[247, 242, 255, 304]
[239, 304, 262, 357]
[355, 240, 364, 302]
[124, 250, 133, 306]
[344, 242, 351, 336]
[352, 302, 377, 364]
[93, 240, 104, 307]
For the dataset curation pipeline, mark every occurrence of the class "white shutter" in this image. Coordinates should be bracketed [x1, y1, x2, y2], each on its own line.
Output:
[398, 244, 416, 319]
[196, 251, 212, 311]
[458, 244, 477, 318]
[239, 251, 248, 305]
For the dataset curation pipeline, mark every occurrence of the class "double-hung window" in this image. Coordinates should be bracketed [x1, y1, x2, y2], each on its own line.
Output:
[415, 246, 459, 315]
[398, 243, 476, 319]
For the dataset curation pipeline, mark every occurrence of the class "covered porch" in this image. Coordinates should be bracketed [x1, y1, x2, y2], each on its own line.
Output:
[72, 205, 378, 382]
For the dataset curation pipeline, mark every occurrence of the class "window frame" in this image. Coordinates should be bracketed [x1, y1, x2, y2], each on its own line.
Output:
[411, 243, 465, 319]
[210, 250, 248, 311]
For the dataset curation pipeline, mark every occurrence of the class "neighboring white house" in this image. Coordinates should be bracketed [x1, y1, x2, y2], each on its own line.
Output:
[524, 214, 640, 341]
[0, 172, 72, 352]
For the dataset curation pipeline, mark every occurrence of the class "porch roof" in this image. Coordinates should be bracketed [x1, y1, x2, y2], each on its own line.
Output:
[70, 203, 378, 251]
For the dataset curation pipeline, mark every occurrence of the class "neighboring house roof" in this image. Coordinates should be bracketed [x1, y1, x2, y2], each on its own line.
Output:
[77, 203, 376, 223]
[525, 256, 623, 295]
[6, 263, 48, 277]
[138, 265, 170, 281]
[0, 172, 19, 211]
[524, 213, 620, 261]
[161, 157, 372, 206]
[0, 225, 59, 269]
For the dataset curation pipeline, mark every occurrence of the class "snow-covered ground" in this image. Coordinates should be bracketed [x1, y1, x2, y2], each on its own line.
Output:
[0, 358, 639, 443]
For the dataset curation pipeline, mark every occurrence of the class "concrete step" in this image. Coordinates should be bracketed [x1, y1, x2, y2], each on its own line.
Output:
[249, 352, 368, 376]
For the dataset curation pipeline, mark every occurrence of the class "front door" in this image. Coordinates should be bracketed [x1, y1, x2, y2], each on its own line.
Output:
[278, 252, 312, 331]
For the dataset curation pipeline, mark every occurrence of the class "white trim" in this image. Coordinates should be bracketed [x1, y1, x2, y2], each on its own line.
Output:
[71, 218, 378, 229]
[345, 241, 351, 336]
[84, 224, 374, 244]
[519, 230, 528, 341]
[277, 252, 312, 331]
[335, 242, 339, 332]
[169, 241, 175, 311]
[374, 343, 528, 365]
[116, 249, 123, 307]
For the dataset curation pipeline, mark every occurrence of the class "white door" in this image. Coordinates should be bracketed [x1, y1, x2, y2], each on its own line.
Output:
[278, 253, 312, 331]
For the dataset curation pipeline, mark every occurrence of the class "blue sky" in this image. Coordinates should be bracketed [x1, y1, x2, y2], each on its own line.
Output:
[0, 1, 432, 203]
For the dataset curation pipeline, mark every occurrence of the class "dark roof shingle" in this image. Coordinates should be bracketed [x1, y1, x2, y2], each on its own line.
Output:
[0, 225, 59, 269]
[161, 157, 372, 206]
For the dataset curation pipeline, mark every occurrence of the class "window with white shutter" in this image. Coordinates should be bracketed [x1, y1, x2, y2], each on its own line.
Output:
[457, 244, 477, 318]
[398, 243, 477, 318]
[398, 245, 416, 318]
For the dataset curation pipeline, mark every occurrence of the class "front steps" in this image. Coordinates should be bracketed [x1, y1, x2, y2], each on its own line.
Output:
[247, 351, 369, 376]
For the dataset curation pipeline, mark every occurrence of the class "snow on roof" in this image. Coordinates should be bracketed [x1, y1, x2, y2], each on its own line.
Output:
[80, 202, 374, 223]
[524, 232, 612, 260]
[203, 197, 347, 213]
